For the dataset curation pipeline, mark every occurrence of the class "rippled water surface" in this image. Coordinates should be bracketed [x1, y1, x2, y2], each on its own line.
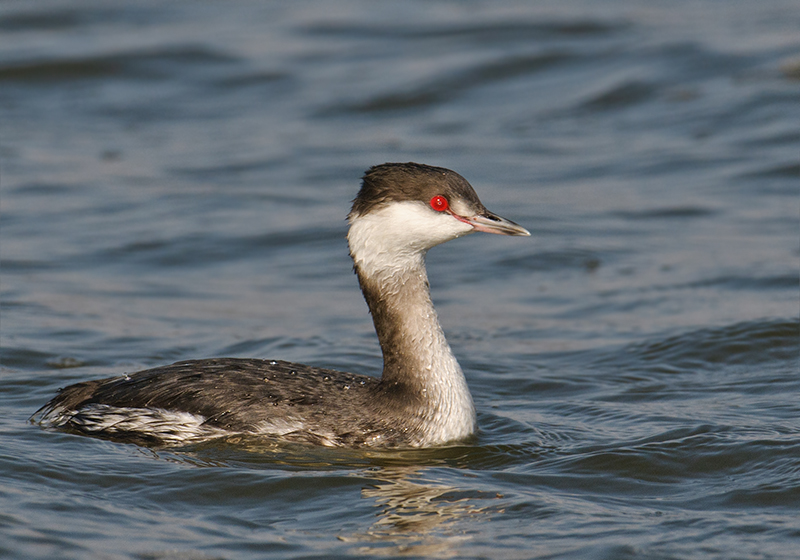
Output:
[2, 1, 799, 559]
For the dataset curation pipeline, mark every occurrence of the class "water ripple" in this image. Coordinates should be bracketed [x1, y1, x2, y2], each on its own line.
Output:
[0, 45, 239, 83]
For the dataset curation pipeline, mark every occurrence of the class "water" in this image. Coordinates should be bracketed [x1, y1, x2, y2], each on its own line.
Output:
[1, 0, 798, 558]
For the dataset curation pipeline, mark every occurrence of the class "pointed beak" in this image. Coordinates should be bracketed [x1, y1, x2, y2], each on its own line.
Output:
[462, 210, 530, 237]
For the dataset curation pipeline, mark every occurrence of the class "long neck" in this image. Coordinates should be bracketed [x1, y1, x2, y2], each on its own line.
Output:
[356, 255, 446, 385]
[353, 252, 476, 442]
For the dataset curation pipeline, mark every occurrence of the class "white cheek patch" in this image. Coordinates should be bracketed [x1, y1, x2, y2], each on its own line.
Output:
[348, 201, 474, 277]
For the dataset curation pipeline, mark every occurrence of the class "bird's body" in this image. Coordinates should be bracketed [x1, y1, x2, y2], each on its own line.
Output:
[33, 162, 529, 448]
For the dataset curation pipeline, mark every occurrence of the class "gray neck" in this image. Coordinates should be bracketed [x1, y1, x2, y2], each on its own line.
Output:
[354, 254, 477, 443]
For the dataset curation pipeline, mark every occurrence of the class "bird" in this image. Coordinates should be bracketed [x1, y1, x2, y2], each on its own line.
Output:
[32, 162, 530, 448]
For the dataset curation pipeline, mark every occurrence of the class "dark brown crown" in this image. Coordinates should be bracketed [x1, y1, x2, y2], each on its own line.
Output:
[349, 162, 486, 219]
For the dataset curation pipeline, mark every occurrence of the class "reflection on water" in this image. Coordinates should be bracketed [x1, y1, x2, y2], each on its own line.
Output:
[154, 442, 506, 557]
[346, 467, 503, 558]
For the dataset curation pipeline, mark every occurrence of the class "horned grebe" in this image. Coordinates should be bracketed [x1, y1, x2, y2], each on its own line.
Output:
[32, 162, 530, 448]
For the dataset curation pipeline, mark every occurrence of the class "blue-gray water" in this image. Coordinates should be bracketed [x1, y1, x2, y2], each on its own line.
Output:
[1, 1, 799, 559]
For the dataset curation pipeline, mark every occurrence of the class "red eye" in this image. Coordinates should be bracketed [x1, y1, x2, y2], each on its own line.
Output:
[430, 195, 449, 212]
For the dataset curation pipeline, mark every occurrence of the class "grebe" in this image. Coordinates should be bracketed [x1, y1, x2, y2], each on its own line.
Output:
[33, 162, 530, 448]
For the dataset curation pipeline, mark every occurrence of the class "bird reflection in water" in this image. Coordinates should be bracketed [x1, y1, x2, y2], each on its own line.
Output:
[341, 467, 505, 558]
